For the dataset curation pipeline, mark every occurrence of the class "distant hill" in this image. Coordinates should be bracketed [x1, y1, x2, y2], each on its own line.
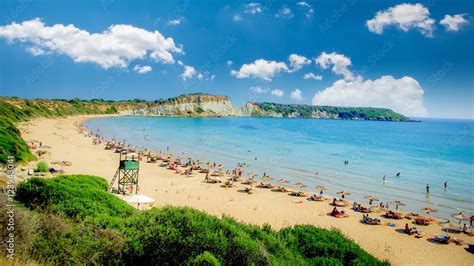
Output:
[248, 102, 410, 121]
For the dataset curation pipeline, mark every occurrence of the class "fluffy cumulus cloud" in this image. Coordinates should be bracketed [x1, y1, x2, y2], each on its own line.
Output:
[312, 76, 428, 117]
[312, 51, 427, 117]
[288, 53, 311, 71]
[133, 65, 152, 74]
[366, 3, 435, 37]
[0, 18, 183, 69]
[230, 59, 289, 81]
[291, 89, 303, 100]
[440, 14, 469, 31]
[315, 52, 354, 80]
[276, 6, 294, 19]
[181, 65, 197, 80]
[250, 86, 269, 94]
[245, 3, 263, 14]
[271, 89, 284, 97]
[303, 72, 323, 80]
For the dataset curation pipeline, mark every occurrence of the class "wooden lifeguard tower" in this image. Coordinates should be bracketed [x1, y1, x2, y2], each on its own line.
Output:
[109, 152, 140, 194]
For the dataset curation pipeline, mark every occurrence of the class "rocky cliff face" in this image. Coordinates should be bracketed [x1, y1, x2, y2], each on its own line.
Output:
[119, 94, 234, 117]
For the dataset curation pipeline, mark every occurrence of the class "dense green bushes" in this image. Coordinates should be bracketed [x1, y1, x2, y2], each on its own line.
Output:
[10, 175, 387, 265]
[256, 102, 409, 121]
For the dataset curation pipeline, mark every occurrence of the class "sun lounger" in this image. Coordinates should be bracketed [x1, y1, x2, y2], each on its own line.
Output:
[289, 191, 308, 197]
[433, 234, 450, 244]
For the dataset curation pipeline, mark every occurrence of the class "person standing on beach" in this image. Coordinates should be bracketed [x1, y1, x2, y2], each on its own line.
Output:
[426, 184, 430, 193]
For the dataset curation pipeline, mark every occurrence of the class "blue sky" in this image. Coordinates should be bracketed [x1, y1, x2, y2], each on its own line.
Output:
[0, 0, 472, 119]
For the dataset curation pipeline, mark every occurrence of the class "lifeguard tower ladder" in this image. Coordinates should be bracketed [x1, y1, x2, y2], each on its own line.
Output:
[109, 153, 140, 194]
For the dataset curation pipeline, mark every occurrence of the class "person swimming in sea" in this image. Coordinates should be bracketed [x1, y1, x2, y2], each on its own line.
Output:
[396, 172, 400, 177]
[426, 184, 430, 193]
[444, 181, 447, 189]
[383, 175, 387, 182]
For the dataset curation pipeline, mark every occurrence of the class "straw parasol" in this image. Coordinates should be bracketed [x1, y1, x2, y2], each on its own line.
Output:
[336, 191, 351, 198]
[364, 195, 379, 204]
[315, 185, 327, 194]
[392, 200, 406, 210]
[452, 212, 470, 224]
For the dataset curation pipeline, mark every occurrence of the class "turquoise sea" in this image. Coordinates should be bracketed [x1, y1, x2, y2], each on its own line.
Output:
[85, 117, 474, 220]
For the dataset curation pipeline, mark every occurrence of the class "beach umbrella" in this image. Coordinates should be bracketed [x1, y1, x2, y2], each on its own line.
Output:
[125, 194, 155, 210]
[452, 212, 470, 224]
[336, 191, 351, 198]
[316, 185, 327, 195]
[391, 200, 406, 210]
[316, 185, 328, 191]
[125, 194, 155, 204]
[364, 195, 379, 204]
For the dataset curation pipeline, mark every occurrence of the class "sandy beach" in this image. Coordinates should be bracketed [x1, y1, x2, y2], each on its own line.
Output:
[16, 115, 473, 266]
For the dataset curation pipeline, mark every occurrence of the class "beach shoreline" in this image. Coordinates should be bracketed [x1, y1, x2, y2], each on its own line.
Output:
[16, 115, 474, 265]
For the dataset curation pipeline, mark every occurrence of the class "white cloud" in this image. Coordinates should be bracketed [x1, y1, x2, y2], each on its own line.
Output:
[0, 18, 183, 69]
[226, 60, 233, 66]
[440, 14, 469, 31]
[296, 2, 314, 18]
[276, 7, 294, 19]
[312, 75, 427, 117]
[245, 3, 263, 14]
[288, 53, 311, 71]
[296, 2, 311, 8]
[303, 72, 323, 80]
[291, 89, 303, 100]
[271, 89, 284, 97]
[366, 3, 435, 37]
[230, 59, 289, 81]
[133, 65, 152, 74]
[167, 18, 183, 26]
[233, 14, 242, 22]
[315, 52, 354, 80]
[27, 46, 46, 56]
[210, 75, 216, 81]
[250, 86, 269, 94]
[181, 65, 197, 80]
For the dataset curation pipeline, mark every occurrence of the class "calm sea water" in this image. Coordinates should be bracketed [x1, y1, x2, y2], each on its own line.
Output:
[85, 116, 474, 219]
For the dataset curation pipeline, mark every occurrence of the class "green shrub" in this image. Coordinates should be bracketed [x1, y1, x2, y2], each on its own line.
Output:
[11, 175, 386, 265]
[191, 251, 221, 265]
[36, 161, 49, 172]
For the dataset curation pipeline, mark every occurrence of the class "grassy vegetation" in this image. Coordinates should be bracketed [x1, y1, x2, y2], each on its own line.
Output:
[35, 161, 49, 172]
[5, 175, 388, 265]
[256, 102, 410, 121]
[0, 98, 125, 164]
